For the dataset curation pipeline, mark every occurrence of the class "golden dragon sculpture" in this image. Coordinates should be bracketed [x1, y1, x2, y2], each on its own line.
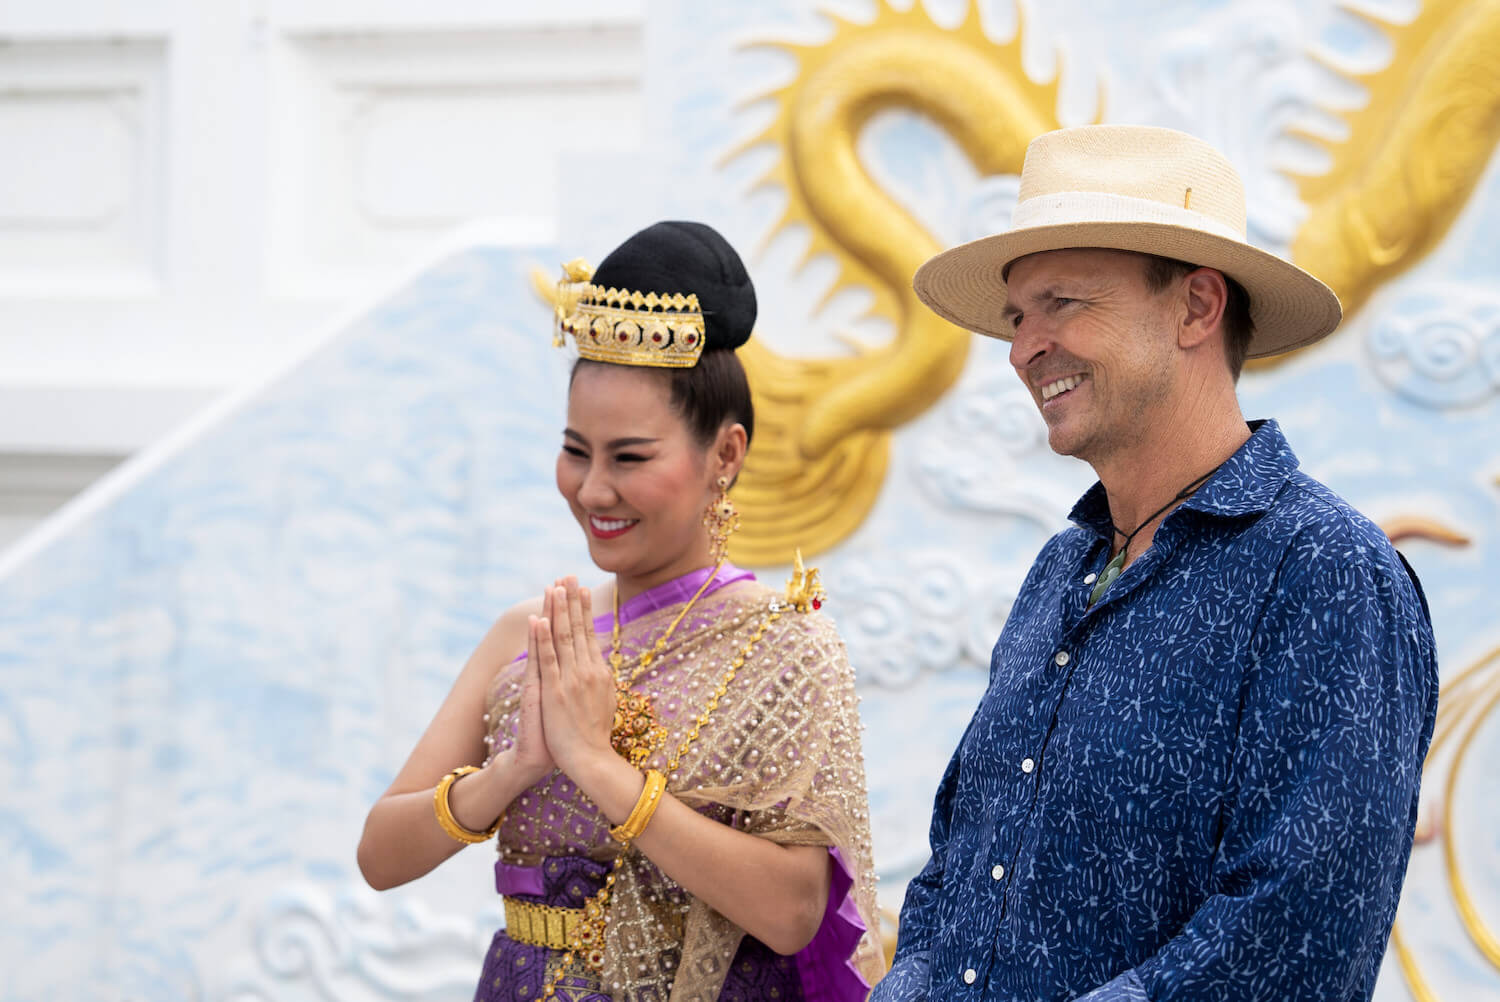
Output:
[726, 0, 1500, 557]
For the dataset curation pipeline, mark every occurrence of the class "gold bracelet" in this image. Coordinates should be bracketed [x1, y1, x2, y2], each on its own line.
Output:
[433, 766, 501, 844]
[610, 769, 667, 844]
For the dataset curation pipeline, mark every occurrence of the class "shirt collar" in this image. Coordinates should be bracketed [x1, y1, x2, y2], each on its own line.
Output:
[1068, 419, 1300, 539]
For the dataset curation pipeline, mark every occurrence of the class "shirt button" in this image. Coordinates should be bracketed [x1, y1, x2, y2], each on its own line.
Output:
[963, 968, 978, 985]
[1084, 572, 1097, 584]
[1054, 650, 1070, 666]
[991, 863, 1005, 880]
[1021, 757, 1035, 774]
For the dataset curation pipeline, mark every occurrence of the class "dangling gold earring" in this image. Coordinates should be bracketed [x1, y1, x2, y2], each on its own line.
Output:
[703, 475, 740, 565]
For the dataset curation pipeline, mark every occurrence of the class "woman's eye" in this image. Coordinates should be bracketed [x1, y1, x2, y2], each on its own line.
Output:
[561, 445, 587, 458]
[1054, 297, 1075, 307]
[615, 452, 647, 464]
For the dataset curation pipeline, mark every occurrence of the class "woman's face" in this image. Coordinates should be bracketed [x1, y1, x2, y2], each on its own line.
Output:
[556, 363, 732, 591]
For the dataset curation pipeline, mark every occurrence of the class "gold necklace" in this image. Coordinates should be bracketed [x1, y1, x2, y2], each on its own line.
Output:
[539, 597, 786, 996]
[606, 564, 723, 769]
[609, 561, 723, 681]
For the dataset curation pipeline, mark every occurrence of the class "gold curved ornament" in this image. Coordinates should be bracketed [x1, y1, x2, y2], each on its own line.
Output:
[1284, 0, 1500, 334]
[1390, 628, 1500, 997]
[1381, 517, 1473, 548]
[723, 0, 1074, 562]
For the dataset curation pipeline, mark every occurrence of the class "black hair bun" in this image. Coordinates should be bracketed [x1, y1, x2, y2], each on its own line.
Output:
[591, 221, 756, 352]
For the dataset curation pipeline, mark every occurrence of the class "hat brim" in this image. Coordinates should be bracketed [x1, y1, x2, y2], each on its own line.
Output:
[912, 221, 1342, 359]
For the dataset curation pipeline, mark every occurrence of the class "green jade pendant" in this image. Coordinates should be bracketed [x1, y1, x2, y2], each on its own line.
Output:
[1088, 550, 1126, 606]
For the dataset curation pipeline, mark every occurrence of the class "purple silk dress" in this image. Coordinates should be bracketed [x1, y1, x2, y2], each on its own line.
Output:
[473, 565, 870, 1002]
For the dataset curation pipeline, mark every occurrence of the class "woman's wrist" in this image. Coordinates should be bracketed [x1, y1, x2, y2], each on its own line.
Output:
[566, 747, 647, 825]
[495, 746, 551, 791]
[446, 749, 535, 834]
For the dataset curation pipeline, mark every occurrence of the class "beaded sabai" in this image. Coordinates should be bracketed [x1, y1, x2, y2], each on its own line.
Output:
[480, 577, 884, 1001]
[553, 259, 706, 369]
[541, 599, 785, 994]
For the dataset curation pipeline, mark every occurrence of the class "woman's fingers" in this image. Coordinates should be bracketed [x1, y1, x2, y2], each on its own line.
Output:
[534, 615, 560, 686]
[580, 587, 596, 656]
[565, 579, 592, 668]
[549, 586, 574, 670]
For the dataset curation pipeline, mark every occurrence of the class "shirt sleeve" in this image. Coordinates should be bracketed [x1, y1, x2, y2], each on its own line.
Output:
[868, 736, 964, 1001]
[1078, 520, 1438, 1001]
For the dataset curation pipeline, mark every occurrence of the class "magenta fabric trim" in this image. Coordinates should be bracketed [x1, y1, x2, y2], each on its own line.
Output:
[598, 562, 755, 633]
[793, 846, 873, 1002]
[503, 563, 756, 666]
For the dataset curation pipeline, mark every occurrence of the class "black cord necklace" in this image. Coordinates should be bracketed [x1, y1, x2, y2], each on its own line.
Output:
[1088, 463, 1223, 606]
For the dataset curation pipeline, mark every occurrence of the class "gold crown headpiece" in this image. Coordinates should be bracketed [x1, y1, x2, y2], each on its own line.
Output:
[552, 258, 707, 368]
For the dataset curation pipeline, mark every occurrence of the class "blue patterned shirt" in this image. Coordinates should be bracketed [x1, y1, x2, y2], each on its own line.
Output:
[871, 420, 1438, 1002]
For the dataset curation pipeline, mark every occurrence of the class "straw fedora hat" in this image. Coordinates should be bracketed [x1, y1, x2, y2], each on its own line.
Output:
[913, 124, 1342, 358]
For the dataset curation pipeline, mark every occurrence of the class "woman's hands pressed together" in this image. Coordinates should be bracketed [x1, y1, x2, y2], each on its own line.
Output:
[532, 578, 646, 821]
[507, 584, 558, 788]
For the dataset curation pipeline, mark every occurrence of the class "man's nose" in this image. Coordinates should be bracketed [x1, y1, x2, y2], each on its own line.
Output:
[1008, 318, 1050, 372]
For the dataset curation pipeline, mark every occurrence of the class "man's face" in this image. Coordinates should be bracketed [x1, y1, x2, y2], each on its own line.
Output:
[1002, 248, 1179, 463]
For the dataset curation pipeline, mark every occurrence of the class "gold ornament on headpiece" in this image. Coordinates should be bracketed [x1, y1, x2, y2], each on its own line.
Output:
[703, 476, 740, 566]
[553, 259, 707, 368]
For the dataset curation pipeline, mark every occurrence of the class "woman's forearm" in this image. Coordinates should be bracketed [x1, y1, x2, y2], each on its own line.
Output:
[568, 751, 831, 955]
[357, 749, 547, 890]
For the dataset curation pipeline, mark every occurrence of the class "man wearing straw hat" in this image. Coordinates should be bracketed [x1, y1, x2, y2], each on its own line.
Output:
[871, 125, 1438, 1002]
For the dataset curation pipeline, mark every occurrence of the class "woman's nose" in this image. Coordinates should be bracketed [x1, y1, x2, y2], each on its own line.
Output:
[577, 464, 616, 508]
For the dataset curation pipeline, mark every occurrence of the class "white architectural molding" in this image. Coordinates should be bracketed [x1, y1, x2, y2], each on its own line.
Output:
[267, 23, 644, 297]
[0, 37, 166, 297]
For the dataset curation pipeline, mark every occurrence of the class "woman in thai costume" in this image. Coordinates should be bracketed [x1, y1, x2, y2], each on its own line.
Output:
[357, 221, 883, 1002]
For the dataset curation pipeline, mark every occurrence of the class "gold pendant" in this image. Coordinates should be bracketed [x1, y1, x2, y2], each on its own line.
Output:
[610, 683, 668, 769]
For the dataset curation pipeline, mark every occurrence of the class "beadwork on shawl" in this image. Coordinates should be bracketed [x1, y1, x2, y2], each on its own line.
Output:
[481, 580, 882, 1002]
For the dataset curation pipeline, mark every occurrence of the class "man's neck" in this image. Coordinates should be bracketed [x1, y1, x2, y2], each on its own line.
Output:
[1092, 396, 1250, 546]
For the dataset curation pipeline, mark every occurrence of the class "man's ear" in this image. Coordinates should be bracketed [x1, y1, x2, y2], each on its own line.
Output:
[1180, 268, 1229, 352]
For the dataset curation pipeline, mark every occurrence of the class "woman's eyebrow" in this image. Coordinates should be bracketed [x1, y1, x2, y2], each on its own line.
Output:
[562, 429, 660, 449]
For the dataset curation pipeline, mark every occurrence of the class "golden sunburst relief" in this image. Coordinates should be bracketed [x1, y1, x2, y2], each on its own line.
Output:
[722, 0, 1076, 562]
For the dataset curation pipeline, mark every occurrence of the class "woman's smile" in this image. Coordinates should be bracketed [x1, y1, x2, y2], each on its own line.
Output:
[587, 514, 640, 539]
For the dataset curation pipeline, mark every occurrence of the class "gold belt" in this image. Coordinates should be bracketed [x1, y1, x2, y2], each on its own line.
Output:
[503, 898, 583, 949]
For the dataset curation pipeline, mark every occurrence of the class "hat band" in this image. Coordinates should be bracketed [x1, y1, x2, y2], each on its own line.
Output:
[1009, 190, 1246, 244]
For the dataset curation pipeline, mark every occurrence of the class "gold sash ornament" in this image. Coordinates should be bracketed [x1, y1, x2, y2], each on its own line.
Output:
[504, 899, 583, 950]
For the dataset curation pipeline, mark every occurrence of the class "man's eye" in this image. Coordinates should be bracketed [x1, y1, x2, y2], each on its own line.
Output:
[1054, 297, 1075, 307]
[1008, 312, 1023, 329]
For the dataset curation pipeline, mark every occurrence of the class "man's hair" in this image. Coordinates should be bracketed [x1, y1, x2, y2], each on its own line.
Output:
[1140, 255, 1255, 380]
